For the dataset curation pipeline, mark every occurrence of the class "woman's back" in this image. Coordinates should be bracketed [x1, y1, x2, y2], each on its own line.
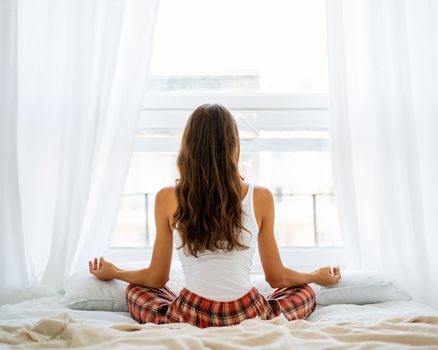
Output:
[174, 183, 258, 301]
[89, 104, 339, 328]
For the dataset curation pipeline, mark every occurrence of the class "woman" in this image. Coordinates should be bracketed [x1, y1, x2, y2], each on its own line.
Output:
[89, 104, 341, 328]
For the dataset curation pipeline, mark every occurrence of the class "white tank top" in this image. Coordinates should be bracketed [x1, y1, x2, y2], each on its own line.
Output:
[173, 183, 259, 301]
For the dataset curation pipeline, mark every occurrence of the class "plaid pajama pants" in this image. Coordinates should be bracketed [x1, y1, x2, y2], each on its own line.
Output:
[125, 284, 316, 328]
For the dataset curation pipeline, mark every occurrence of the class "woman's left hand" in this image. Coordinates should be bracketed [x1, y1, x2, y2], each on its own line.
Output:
[88, 257, 120, 281]
[311, 266, 341, 287]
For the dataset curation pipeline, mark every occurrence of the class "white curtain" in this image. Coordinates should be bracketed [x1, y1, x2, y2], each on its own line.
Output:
[326, 0, 438, 308]
[0, 0, 158, 303]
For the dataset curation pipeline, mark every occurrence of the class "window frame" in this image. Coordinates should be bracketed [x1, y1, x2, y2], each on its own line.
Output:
[136, 92, 331, 152]
[107, 91, 343, 269]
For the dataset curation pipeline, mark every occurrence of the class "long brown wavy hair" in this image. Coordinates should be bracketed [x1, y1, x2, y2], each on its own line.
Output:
[173, 104, 248, 257]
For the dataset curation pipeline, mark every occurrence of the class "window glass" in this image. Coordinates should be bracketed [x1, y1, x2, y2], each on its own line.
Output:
[110, 0, 340, 248]
[147, 0, 329, 93]
[112, 148, 340, 248]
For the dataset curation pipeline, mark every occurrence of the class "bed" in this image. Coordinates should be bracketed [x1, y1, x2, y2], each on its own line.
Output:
[1, 270, 438, 349]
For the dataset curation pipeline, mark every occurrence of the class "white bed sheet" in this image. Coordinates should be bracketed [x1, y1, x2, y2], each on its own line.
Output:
[0, 295, 135, 326]
[2, 288, 438, 350]
[1, 286, 436, 326]
[309, 301, 437, 323]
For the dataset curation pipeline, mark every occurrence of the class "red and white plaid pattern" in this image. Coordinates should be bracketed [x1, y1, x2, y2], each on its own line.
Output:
[125, 284, 315, 328]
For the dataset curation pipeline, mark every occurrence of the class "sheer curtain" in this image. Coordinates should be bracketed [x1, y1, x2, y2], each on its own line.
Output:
[0, 0, 158, 303]
[326, 0, 438, 308]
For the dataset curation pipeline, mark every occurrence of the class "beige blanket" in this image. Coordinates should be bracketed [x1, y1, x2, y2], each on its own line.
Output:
[1, 313, 438, 349]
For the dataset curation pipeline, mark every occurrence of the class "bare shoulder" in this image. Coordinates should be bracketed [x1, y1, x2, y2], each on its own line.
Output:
[253, 185, 274, 204]
[155, 186, 177, 211]
[253, 185, 274, 228]
[156, 185, 176, 198]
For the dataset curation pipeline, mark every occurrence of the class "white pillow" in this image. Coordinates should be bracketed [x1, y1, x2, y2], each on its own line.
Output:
[64, 265, 409, 311]
[62, 261, 185, 312]
[312, 270, 411, 305]
[63, 262, 272, 311]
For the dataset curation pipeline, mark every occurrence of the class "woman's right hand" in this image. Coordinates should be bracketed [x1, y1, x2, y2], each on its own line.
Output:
[89, 257, 121, 281]
[311, 266, 341, 286]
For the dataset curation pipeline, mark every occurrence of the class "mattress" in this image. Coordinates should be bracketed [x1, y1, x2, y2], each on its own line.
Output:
[1, 289, 438, 349]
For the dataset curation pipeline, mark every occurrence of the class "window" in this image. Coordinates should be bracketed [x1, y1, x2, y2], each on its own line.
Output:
[147, 0, 328, 93]
[110, 0, 341, 261]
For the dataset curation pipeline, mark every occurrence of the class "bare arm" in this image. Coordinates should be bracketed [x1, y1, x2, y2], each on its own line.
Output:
[89, 187, 175, 288]
[255, 187, 341, 288]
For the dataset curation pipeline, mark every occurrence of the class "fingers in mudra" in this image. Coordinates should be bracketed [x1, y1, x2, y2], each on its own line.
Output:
[88, 256, 115, 281]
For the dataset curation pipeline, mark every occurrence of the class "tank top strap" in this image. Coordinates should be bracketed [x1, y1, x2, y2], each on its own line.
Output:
[242, 183, 252, 204]
[247, 183, 254, 203]
[242, 183, 258, 232]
